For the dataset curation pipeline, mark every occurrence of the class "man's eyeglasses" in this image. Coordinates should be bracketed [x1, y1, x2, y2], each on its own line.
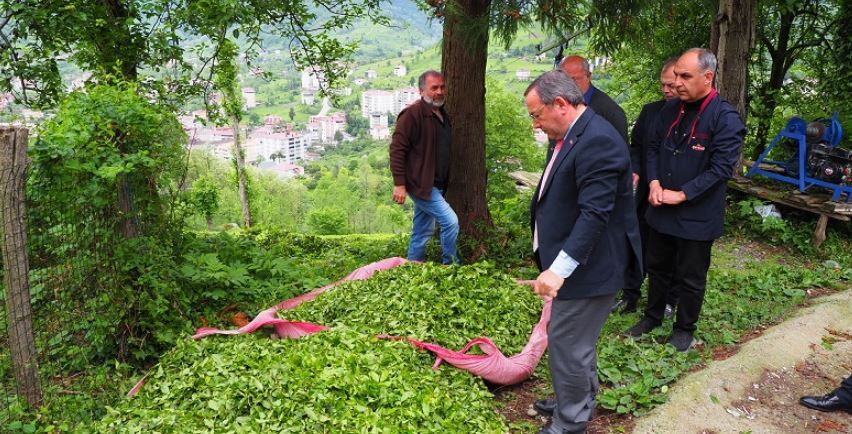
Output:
[528, 104, 548, 120]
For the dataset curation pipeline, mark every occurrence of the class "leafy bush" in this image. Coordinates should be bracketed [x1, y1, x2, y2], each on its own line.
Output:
[287, 262, 543, 354]
[93, 330, 508, 433]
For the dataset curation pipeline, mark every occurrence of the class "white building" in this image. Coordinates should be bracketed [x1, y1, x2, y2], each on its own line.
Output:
[0, 93, 15, 110]
[393, 64, 407, 77]
[365, 69, 378, 80]
[369, 113, 389, 140]
[353, 78, 367, 86]
[308, 112, 346, 144]
[516, 69, 531, 81]
[361, 90, 394, 117]
[301, 90, 316, 105]
[301, 66, 326, 91]
[243, 130, 311, 164]
[393, 87, 420, 114]
[241, 87, 257, 109]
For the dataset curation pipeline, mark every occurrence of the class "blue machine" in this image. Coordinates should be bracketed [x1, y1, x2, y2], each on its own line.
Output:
[747, 112, 852, 202]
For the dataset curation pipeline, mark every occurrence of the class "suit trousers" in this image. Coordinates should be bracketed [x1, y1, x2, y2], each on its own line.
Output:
[644, 227, 713, 332]
[549, 293, 615, 433]
[622, 208, 679, 307]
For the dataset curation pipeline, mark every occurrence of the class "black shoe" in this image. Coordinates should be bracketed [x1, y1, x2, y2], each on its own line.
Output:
[533, 397, 556, 417]
[664, 304, 674, 319]
[799, 392, 852, 413]
[624, 317, 660, 338]
[667, 329, 695, 352]
[611, 298, 637, 313]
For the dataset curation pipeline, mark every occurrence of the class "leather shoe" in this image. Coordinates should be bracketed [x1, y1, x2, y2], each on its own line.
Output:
[799, 392, 852, 413]
[537, 421, 583, 434]
[533, 397, 556, 417]
[611, 298, 637, 313]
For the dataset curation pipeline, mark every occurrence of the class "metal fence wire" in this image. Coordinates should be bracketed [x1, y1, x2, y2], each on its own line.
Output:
[2, 125, 139, 429]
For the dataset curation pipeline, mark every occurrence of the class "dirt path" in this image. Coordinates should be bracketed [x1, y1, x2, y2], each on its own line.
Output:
[632, 289, 852, 434]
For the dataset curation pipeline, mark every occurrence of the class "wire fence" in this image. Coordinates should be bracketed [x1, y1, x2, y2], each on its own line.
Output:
[1, 125, 136, 429]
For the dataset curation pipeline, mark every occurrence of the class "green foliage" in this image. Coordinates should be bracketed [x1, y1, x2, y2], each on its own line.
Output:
[213, 38, 243, 122]
[288, 262, 543, 354]
[0, 0, 389, 108]
[93, 330, 508, 433]
[189, 176, 220, 225]
[484, 78, 543, 201]
[726, 197, 815, 255]
[26, 83, 188, 366]
[306, 207, 350, 235]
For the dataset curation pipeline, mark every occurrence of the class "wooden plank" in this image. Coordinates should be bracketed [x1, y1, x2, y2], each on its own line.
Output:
[728, 178, 850, 221]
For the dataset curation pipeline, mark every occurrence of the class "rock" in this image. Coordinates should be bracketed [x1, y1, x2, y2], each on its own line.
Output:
[526, 407, 539, 417]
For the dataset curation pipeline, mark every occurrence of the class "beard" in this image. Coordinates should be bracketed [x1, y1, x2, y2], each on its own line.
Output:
[423, 95, 445, 108]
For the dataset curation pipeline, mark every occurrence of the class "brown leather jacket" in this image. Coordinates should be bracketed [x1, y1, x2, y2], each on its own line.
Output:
[389, 99, 451, 200]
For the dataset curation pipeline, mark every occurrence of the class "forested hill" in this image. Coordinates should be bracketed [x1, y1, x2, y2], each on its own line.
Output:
[259, 0, 442, 62]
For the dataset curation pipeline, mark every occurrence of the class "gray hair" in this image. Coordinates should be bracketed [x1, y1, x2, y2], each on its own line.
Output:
[661, 56, 678, 74]
[683, 48, 717, 75]
[418, 70, 443, 90]
[524, 70, 584, 106]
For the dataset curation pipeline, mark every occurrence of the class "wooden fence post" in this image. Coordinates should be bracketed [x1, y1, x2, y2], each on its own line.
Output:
[0, 126, 42, 408]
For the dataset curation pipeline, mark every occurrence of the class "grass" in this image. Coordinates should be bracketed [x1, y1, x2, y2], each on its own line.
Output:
[3, 219, 850, 432]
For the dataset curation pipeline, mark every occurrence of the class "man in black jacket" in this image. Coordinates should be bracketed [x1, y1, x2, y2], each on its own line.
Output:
[625, 48, 745, 352]
[560, 55, 628, 143]
[612, 57, 679, 314]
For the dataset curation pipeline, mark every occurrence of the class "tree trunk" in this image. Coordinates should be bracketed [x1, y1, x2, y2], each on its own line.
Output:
[441, 0, 493, 251]
[752, 10, 794, 159]
[713, 0, 755, 177]
[232, 117, 252, 228]
[0, 127, 42, 408]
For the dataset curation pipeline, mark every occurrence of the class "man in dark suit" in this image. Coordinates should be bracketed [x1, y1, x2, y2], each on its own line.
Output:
[560, 55, 628, 143]
[625, 48, 745, 352]
[525, 70, 642, 434]
[612, 57, 680, 314]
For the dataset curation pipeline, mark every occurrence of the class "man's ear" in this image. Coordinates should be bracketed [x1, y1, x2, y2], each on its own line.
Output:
[704, 70, 715, 86]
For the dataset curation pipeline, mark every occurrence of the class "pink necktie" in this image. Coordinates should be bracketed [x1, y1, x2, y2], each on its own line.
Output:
[534, 139, 563, 251]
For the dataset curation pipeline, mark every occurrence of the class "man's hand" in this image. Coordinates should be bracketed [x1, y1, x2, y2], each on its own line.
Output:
[661, 189, 687, 205]
[393, 185, 406, 205]
[533, 269, 564, 299]
[632, 173, 640, 188]
[648, 180, 663, 207]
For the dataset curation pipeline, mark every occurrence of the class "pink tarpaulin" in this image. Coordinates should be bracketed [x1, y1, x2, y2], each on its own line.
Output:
[130, 257, 550, 396]
[379, 293, 551, 385]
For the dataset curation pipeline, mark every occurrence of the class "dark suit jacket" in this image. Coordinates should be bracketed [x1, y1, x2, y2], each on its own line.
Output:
[530, 108, 643, 300]
[588, 86, 628, 144]
[630, 99, 666, 216]
[645, 95, 745, 241]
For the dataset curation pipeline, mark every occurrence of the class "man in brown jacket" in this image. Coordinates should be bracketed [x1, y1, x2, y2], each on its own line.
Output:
[389, 70, 459, 264]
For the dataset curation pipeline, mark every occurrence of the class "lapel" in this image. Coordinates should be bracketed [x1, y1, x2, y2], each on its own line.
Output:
[538, 107, 594, 200]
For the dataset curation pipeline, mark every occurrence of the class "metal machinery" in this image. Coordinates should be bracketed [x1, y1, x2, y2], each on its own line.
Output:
[747, 113, 852, 202]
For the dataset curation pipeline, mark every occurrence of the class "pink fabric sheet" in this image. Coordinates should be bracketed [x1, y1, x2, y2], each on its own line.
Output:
[130, 257, 550, 396]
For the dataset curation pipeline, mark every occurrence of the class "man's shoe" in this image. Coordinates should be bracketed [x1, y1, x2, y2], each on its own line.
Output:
[667, 330, 695, 352]
[533, 397, 556, 417]
[611, 298, 637, 313]
[799, 392, 852, 413]
[624, 317, 660, 338]
[664, 304, 675, 319]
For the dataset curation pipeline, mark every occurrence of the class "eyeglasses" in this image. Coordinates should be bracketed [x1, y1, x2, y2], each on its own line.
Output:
[528, 104, 548, 120]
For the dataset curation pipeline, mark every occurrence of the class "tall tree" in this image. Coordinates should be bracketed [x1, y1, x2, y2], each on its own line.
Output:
[710, 0, 755, 175]
[427, 0, 585, 250]
[748, 0, 838, 158]
[214, 39, 252, 228]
